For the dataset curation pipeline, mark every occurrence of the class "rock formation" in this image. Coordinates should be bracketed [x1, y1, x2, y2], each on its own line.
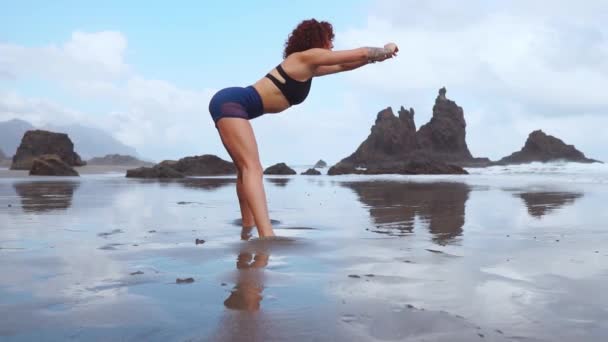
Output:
[264, 163, 296, 175]
[11, 130, 85, 170]
[335, 106, 418, 167]
[416, 87, 482, 164]
[496, 130, 600, 164]
[126, 164, 185, 178]
[29, 154, 79, 176]
[301, 168, 321, 175]
[328, 88, 478, 175]
[125, 154, 236, 178]
[313, 160, 327, 168]
[169, 155, 236, 175]
[87, 154, 154, 167]
[328, 88, 486, 175]
[328, 158, 468, 175]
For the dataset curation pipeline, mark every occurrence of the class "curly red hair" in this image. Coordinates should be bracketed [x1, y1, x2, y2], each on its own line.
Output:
[284, 19, 334, 58]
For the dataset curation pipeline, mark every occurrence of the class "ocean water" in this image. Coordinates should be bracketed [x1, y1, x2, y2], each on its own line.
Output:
[0, 162, 607, 341]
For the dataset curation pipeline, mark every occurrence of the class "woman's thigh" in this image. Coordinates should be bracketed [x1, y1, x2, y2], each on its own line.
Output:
[217, 118, 262, 171]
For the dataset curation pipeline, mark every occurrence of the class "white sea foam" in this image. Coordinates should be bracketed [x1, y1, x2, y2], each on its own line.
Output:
[291, 161, 608, 186]
[465, 161, 608, 184]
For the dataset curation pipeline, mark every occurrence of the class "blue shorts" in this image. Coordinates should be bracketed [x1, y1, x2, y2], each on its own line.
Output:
[208, 86, 264, 127]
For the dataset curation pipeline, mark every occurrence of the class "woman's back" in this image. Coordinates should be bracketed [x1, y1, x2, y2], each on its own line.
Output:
[253, 52, 316, 113]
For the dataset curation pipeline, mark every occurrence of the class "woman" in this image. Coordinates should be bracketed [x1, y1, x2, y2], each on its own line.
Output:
[209, 19, 398, 238]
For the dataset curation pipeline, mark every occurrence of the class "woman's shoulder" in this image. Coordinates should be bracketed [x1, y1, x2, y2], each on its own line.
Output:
[293, 48, 327, 58]
[287, 49, 329, 66]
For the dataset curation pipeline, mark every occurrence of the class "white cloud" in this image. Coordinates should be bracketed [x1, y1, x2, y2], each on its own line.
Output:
[64, 31, 128, 75]
[339, 7, 608, 110]
[92, 77, 220, 158]
[0, 31, 129, 82]
[0, 91, 84, 126]
[0, 31, 225, 161]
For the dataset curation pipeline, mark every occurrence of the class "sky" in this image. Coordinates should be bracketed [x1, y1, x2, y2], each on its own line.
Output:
[1, 0, 607, 165]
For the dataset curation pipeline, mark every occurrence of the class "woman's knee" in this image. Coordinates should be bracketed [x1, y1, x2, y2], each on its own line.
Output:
[235, 163, 260, 175]
[240, 162, 263, 177]
[231, 156, 262, 174]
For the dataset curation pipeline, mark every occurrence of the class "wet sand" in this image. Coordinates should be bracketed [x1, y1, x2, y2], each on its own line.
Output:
[0, 164, 151, 178]
[1, 170, 607, 341]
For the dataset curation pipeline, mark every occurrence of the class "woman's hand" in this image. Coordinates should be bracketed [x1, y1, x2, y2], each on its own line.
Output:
[373, 43, 399, 63]
[351, 44, 399, 65]
[384, 43, 399, 57]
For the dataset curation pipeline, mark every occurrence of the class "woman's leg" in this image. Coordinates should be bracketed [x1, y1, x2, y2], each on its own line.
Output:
[223, 146, 255, 229]
[217, 118, 275, 237]
[236, 170, 255, 228]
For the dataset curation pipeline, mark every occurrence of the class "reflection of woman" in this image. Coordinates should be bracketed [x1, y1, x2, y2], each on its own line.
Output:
[208, 18, 398, 238]
[224, 249, 269, 312]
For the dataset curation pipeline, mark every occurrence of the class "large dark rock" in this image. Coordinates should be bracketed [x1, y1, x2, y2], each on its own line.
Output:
[329, 88, 476, 175]
[126, 165, 185, 178]
[171, 155, 236, 176]
[264, 163, 296, 175]
[88, 154, 154, 167]
[29, 154, 79, 176]
[125, 154, 235, 178]
[301, 168, 321, 175]
[158, 160, 178, 168]
[313, 159, 327, 168]
[328, 158, 468, 175]
[416, 87, 474, 163]
[496, 130, 600, 164]
[338, 106, 418, 167]
[11, 130, 85, 170]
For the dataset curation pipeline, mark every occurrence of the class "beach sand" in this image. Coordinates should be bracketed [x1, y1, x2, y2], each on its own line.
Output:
[0, 164, 139, 178]
[1, 165, 607, 341]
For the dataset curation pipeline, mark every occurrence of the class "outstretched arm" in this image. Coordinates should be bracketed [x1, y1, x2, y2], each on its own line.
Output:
[309, 44, 399, 76]
[314, 60, 368, 76]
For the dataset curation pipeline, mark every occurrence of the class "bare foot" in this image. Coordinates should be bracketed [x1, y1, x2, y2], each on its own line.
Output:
[257, 228, 276, 238]
[241, 226, 254, 240]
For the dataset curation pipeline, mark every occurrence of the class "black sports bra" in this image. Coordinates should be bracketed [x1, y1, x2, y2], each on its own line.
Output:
[265, 64, 312, 105]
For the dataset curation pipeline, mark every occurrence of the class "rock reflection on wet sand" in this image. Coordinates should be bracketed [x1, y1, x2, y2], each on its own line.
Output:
[130, 177, 237, 191]
[13, 181, 80, 212]
[515, 191, 584, 218]
[266, 177, 292, 187]
[1, 174, 607, 341]
[342, 181, 469, 245]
